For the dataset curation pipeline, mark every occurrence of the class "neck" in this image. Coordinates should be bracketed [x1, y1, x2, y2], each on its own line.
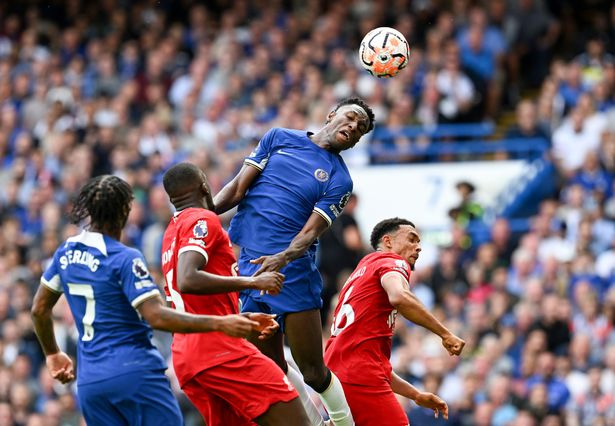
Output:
[171, 194, 211, 212]
[89, 225, 121, 241]
[309, 128, 339, 154]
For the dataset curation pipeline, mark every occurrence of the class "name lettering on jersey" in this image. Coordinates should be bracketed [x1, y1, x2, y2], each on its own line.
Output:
[132, 258, 150, 279]
[193, 220, 208, 238]
[345, 266, 366, 285]
[59, 250, 100, 272]
[162, 239, 176, 266]
[314, 169, 329, 182]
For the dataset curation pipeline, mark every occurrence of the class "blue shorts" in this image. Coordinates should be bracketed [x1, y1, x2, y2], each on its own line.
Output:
[238, 247, 323, 330]
[77, 369, 183, 426]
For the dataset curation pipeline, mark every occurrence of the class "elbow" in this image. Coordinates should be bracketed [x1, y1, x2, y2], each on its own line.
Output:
[31, 303, 48, 321]
[388, 292, 413, 310]
[177, 269, 199, 294]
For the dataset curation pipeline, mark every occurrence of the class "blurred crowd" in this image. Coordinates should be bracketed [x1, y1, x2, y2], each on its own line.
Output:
[0, 0, 615, 425]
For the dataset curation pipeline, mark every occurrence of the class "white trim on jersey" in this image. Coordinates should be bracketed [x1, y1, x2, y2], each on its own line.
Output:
[130, 289, 161, 308]
[66, 231, 108, 256]
[41, 275, 63, 293]
[380, 271, 409, 288]
[178, 245, 209, 264]
[313, 207, 333, 226]
[244, 158, 266, 171]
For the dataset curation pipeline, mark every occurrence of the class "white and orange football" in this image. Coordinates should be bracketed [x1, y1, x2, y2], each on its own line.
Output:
[359, 27, 410, 78]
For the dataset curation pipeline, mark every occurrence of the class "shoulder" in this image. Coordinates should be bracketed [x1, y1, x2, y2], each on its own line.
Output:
[179, 208, 221, 236]
[369, 252, 410, 273]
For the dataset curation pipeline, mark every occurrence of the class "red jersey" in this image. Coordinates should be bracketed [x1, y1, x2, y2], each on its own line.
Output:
[161, 207, 258, 386]
[324, 251, 411, 386]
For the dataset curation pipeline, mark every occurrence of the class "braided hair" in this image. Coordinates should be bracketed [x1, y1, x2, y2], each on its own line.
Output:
[70, 175, 134, 233]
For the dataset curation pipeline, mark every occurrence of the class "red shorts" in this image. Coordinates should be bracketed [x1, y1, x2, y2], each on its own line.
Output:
[181, 352, 298, 426]
[341, 381, 409, 426]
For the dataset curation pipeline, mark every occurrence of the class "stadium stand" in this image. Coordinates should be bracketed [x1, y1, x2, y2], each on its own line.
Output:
[0, 0, 614, 425]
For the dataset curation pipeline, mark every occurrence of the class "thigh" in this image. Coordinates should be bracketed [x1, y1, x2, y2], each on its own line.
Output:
[122, 370, 183, 426]
[284, 309, 326, 373]
[182, 379, 253, 426]
[255, 398, 310, 426]
[78, 381, 129, 426]
[192, 354, 299, 422]
[246, 326, 287, 372]
[341, 382, 408, 426]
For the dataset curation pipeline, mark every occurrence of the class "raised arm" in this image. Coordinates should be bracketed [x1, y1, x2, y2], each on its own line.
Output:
[31, 285, 75, 384]
[251, 212, 330, 275]
[214, 164, 261, 214]
[391, 372, 448, 420]
[176, 250, 284, 295]
[381, 271, 465, 356]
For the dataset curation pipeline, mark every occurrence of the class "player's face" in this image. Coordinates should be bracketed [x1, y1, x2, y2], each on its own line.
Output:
[328, 105, 370, 151]
[390, 225, 421, 268]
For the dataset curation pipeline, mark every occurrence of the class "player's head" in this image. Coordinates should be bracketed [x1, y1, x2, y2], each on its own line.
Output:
[163, 162, 213, 211]
[70, 175, 134, 237]
[325, 97, 375, 152]
[370, 218, 421, 269]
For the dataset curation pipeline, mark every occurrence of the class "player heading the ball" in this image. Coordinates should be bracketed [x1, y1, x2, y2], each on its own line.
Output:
[31, 175, 262, 426]
[214, 97, 375, 426]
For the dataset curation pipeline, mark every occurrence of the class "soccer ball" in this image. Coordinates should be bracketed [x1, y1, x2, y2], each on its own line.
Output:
[359, 27, 410, 78]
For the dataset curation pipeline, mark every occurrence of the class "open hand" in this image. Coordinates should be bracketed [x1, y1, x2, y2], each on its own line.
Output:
[46, 352, 75, 384]
[243, 313, 279, 340]
[415, 392, 449, 420]
[218, 314, 259, 338]
[250, 254, 288, 276]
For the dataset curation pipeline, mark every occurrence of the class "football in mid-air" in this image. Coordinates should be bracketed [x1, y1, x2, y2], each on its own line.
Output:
[359, 27, 410, 78]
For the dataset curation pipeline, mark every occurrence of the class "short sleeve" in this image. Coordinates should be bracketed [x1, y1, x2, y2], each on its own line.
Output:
[375, 257, 411, 285]
[41, 255, 63, 293]
[244, 128, 278, 171]
[177, 214, 221, 264]
[313, 172, 353, 226]
[119, 250, 161, 308]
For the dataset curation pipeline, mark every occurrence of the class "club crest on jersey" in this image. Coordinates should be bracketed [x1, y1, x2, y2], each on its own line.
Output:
[193, 220, 208, 238]
[314, 169, 329, 182]
[132, 258, 149, 279]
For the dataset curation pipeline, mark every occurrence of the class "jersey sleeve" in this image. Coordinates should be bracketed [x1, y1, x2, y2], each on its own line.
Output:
[244, 128, 278, 171]
[313, 171, 353, 226]
[177, 213, 222, 265]
[375, 257, 411, 285]
[41, 254, 63, 293]
[119, 249, 161, 309]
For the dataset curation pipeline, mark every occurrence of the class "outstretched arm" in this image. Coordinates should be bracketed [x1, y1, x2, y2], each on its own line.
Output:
[177, 251, 284, 295]
[391, 372, 448, 420]
[31, 285, 75, 384]
[381, 272, 465, 356]
[251, 212, 330, 275]
[137, 294, 260, 337]
[213, 164, 261, 214]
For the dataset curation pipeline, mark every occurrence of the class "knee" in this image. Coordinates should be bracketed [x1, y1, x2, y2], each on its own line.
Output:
[298, 364, 329, 391]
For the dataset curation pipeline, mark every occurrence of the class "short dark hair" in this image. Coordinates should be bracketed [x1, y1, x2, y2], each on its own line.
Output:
[70, 175, 134, 233]
[163, 162, 202, 198]
[334, 97, 375, 133]
[370, 217, 415, 250]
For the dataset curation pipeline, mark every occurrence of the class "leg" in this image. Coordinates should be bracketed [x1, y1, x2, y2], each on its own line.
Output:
[78, 380, 129, 426]
[246, 328, 287, 372]
[285, 309, 354, 426]
[255, 398, 310, 426]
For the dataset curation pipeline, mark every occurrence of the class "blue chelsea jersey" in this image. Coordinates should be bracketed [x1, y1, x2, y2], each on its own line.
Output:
[41, 231, 166, 385]
[228, 128, 353, 254]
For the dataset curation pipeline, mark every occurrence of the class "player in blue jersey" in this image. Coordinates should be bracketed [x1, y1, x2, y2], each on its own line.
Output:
[214, 97, 375, 426]
[31, 175, 272, 426]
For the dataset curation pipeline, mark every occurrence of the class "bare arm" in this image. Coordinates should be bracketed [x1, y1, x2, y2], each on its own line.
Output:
[176, 251, 283, 295]
[251, 212, 330, 275]
[31, 284, 62, 356]
[392, 372, 449, 420]
[137, 294, 258, 337]
[213, 164, 261, 214]
[381, 272, 465, 355]
[31, 284, 75, 384]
